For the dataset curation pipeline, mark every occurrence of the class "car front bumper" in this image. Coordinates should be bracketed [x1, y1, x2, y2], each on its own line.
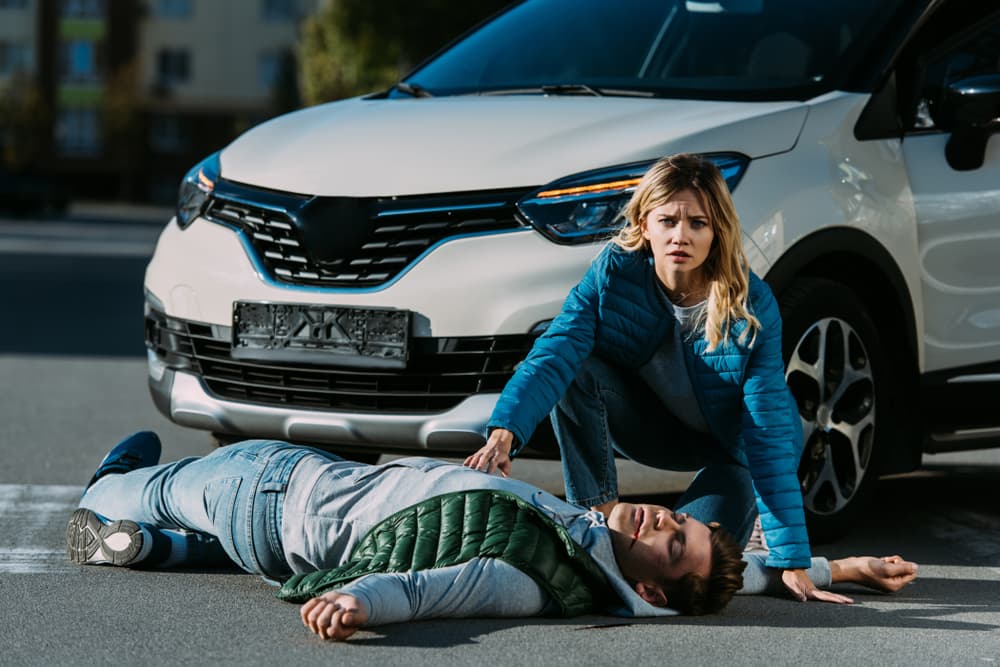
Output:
[149, 362, 499, 454]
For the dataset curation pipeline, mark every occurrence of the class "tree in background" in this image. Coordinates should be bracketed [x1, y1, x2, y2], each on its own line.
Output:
[104, 60, 144, 199]
[299, 0, 511, 105]
[0, 73, 51, 172]
[272, 50, 303, 115]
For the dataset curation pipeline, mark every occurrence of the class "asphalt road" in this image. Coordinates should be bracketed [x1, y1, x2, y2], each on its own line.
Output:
[0, 213, 998, 666]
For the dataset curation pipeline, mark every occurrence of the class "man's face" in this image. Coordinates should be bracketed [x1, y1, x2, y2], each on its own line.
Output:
[607, 502, 713, 607]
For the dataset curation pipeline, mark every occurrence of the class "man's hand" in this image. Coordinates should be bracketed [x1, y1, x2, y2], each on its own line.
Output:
[300, 592, 369, 641]
[830, 555, 918, 593]
[781, 568, 854, 604]
[463, 428, 514, 477]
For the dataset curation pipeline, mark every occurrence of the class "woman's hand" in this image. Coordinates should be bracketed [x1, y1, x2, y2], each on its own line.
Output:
[829, 555, 918, 593]
[301, 592, 368, 641]
[463, 428, 514, 477]
[781, 568, 854, 604]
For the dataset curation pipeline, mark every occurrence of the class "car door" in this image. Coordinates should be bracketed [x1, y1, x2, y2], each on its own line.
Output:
[892, 6, 1000, 450]
[900, 12, 1000, 375]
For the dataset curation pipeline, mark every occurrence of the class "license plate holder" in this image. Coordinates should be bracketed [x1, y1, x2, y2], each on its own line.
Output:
[232, 302, 410, 369]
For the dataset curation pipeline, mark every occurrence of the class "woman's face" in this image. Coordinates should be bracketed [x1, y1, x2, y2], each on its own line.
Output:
[641, 188, 714, 287]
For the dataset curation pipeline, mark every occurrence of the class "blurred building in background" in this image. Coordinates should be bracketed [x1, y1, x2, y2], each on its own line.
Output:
[0, 0, 315, 206]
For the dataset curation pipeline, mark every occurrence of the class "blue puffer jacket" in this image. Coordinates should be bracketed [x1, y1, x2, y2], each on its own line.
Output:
[488, 244, 810, 569]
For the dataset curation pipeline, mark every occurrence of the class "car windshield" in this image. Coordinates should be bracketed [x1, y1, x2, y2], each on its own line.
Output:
[402, 0, 909, 101]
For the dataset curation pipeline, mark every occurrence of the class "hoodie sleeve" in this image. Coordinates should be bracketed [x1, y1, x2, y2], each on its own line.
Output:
[335, 558, 550, 627]
[738, 552, 831, 595]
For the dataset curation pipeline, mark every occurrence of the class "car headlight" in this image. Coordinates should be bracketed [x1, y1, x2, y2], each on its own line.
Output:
[176, 151, 221, 229]
[517, 153, 750, 245]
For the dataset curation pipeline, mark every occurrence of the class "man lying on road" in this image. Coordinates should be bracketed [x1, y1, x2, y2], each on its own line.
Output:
[67, 432, 918, 641]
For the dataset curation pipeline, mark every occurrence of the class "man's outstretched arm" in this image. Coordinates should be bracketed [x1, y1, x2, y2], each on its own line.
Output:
[299, 558, 550, 641]
[828, 555, 918, 593]
[301, 593, 368, 640]
[740, 552, 917, 599]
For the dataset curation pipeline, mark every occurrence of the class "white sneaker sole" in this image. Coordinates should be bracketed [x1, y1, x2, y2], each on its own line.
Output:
[66, 508, 144, 566]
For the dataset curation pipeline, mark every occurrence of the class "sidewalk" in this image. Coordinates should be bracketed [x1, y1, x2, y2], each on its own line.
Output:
[0, 202, 165, 257]
[66, 201, 174, 226]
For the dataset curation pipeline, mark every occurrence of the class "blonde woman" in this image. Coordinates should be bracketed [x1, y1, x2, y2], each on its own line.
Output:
[466, 153, 842, 604]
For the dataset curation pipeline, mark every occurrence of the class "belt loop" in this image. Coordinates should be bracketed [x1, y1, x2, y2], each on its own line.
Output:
[261, 481, 286, 493]
[261, 447, 309, 490]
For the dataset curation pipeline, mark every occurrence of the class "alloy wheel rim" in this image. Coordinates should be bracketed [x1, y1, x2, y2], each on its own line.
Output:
[785, 317, 876, 516]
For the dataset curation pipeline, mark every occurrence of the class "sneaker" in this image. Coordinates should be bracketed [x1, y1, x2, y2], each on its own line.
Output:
[66, 508, 150, 566]
[86, 431, 162, 490]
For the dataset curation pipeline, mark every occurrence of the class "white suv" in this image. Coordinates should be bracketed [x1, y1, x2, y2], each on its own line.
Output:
[144, 0, 1000, 538]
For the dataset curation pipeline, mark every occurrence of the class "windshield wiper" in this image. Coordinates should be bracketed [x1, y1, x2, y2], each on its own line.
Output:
[540, 84, 604, 97]
[477, 84, 656, 99]
[544, 84, 659, 98]
[475, 84, 605, 97]
[596, 87, 655, 98]
[395, 81, 433, 98]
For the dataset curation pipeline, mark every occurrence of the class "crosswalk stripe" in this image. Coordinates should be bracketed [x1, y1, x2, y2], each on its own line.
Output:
[0, 548, 73, 573]
[0, 484, 81, 573]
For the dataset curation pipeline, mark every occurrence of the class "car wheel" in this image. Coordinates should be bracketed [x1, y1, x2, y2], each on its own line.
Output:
[778, 278, 891, 543]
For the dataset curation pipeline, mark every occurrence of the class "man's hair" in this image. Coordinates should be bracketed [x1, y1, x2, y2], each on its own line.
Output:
[664, 523, 746, 615]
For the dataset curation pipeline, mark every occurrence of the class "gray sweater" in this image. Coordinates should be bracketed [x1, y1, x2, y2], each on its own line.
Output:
[279, 453, 830, 626]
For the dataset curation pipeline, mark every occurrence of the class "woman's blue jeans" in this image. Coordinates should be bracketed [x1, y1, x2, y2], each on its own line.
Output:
[551, 356, 756, 546]
[79, 440, 314, 580]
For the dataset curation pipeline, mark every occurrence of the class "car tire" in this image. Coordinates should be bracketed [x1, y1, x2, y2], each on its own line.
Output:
[778, 277, 893, 543]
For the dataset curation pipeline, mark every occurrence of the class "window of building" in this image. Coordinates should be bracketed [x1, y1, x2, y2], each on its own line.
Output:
[59, 40, 100, 81]
[155, 0, 192, 19]
[61, 0, 104, 18]
[261, 0, 296, 21]
[0, 42, 32, 76]
[55, 107, 101, 156]
[157, 48, 190, 86]
[149, 114, 188, 153]
[258, 50, 283, 89]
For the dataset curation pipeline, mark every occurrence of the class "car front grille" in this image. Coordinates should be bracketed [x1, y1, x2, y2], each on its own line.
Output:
[203, 181, 529, 288]
[145, 310, 536, 413]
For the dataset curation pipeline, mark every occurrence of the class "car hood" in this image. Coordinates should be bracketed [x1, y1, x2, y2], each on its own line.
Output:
[220, 95, 808, 197]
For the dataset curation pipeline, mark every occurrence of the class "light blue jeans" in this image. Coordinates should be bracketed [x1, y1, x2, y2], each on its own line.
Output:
[79, 440, 318, 580]
[551, 356, 757, 546]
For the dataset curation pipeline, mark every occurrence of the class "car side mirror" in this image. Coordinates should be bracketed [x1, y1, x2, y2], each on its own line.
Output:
[941, 74, 1000, 171]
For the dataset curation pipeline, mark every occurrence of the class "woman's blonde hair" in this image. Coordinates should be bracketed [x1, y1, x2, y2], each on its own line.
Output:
[613, 153, 759, 350]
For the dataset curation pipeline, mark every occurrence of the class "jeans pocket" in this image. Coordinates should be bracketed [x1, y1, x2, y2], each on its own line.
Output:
[204, 476, 244, 570]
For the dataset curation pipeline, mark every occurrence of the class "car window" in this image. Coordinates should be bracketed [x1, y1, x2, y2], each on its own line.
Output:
[912, 18, 1000, 130]
[404, 0, 907, 101]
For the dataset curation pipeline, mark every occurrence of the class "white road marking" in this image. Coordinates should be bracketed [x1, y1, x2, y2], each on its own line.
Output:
[0, 548, 72, 574]
[0, 484, 81, 573]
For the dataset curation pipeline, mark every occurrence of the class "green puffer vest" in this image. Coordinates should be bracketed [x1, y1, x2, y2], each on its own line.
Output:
[277, 489, 616, 617]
